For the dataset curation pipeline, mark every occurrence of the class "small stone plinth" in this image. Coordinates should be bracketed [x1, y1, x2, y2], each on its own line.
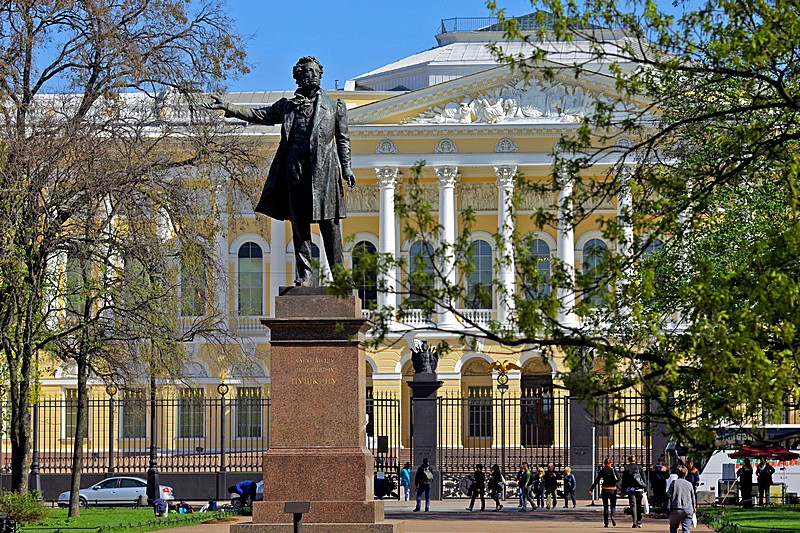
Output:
[231, 287, 402, 533]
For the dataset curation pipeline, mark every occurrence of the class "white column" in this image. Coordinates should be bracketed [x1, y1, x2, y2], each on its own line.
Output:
[435, 166, 459, 328]
[617, 165, 634, 317]
[269, 219, 286, 317]
[617, 165, 634, 259]
[495, 165, 517, 325]
[376, 167, 399, 314]
[557, 164, 577, 327]
[214, 184, 229, 329]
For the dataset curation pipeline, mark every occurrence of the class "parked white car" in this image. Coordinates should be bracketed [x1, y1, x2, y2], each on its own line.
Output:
[57, 476, 174, 507]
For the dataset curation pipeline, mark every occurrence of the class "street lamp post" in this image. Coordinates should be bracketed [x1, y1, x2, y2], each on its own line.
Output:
[146, 374, 160, 504]
[496, 372, 509, 481]
[106, 383, 117, 474]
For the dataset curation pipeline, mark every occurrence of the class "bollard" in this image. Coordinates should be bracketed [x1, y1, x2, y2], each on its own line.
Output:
[283, 501, 310, 533]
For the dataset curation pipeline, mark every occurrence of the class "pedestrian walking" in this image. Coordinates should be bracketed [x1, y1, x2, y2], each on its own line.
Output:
[400, 462, 412, 502]
[667, 465, 696, 533]
[466, 463, 486, 511]
[488, 463, 505, 511]
[563, 466, 577, 508]
[516, 463, 528, 509]
[590, 458, 619, 528]
[533, 466, 546, 509]
[621, 455, 647, 528]
[413, 457, 433, 512]
[544, 463, 559, 509]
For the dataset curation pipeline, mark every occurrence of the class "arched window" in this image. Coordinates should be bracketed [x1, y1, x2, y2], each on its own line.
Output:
[643, 238, 664, 257]
[238, 242, 263, 316]
[466, 239, 493, 309]
[180, 258, 206, 317]
[582, 238, 608, 307]
[524, 239, 551, 299]
[352, 241, 378, 309]
[408, 241, 434, 306]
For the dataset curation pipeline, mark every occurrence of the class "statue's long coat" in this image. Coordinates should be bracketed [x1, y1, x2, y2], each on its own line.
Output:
[224, 89, 351, 222]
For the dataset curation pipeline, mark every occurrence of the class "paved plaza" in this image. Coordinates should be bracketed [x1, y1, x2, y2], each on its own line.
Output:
[171, 500, 715, 532]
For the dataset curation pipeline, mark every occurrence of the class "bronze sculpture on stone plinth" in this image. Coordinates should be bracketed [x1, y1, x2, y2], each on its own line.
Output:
[205, 56, 356, 287]
[411, 339, 438, 374]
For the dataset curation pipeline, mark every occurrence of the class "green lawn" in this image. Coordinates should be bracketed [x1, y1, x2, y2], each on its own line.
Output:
[18, 506, 234, 533]
[702, 506, 800, 532]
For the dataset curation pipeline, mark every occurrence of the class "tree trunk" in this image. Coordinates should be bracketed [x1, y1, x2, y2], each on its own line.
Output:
[68, 354, 89, 517]
[7, 344, 33, 493]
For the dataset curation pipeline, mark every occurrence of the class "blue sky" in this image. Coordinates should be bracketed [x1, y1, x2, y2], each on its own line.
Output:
[224, 0, 536, 92]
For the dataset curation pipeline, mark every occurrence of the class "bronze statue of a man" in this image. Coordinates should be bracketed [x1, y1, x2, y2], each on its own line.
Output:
[206, 56, 356, 286]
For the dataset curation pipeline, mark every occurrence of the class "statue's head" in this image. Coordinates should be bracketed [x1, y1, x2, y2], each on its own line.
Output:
[293, 56, 323, 89]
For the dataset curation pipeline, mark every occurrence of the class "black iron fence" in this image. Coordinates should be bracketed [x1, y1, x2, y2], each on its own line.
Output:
[433, 389, 571, 499]
[2, 390, 665, 502]
[593, 395, 652, 473]
[34, 392, 271, 474]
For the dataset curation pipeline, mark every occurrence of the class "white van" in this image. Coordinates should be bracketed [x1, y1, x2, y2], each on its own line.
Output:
[698, 450, 800, 495]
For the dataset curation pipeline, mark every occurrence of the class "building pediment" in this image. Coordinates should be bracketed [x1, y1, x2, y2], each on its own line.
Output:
[349, 63, 649, 128]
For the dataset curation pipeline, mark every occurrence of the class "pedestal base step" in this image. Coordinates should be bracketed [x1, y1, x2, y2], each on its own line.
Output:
[231, 521, 404, 533]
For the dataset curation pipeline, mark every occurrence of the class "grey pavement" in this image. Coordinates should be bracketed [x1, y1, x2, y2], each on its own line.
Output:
[166, 499, 715, 533]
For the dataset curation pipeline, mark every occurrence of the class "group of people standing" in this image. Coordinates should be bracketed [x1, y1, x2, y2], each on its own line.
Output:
[735, 457, 776, 507]
[514, 462, 576, 511]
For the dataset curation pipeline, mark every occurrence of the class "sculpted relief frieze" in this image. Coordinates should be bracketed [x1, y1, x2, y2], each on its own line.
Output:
[403, 78, 634, 125]
[346, 183, 379, 213]
[460, 183, 497, 212]
[401, 183, 439, 207]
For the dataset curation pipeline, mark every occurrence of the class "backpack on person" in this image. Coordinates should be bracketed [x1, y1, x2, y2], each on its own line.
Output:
[424, 466, 434, 484]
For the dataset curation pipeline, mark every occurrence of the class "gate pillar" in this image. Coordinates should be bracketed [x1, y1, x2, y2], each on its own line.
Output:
[408, 374, 443, 500]
[569, 396, 595, 496]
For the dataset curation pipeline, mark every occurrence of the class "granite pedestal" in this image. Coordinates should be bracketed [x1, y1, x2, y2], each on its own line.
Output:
[230, 287, 403, 533]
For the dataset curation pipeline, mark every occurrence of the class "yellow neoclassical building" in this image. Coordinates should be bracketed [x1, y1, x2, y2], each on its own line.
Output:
[32, 15, 660, 498]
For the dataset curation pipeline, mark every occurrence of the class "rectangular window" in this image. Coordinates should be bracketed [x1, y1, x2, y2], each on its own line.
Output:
[235, 387, 262, 438]
[178, 388, 205, 438]
[180, 262, 207, 317]
[121, 389, 147, 439]
[467, 386, 493, 438]
[63, 388, 88, 439]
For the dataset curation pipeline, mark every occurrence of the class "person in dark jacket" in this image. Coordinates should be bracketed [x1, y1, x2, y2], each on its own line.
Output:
[590, 458, 619, 528]
[543, 463, 559, 509]
[737, 458, 754, 507]
[205, 56, 356, 287]
[413, 457, 433, 512]
[621, 455, 647, 528]
[756, 458, 775, 506]
[685, 461, 700, 492]
[650, 456, 670, 513]
[487, 464, 505, 511]
[466, 463, 486, 511]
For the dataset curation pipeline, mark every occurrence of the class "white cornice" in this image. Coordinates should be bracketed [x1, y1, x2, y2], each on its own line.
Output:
[352, 152, 623, 169]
